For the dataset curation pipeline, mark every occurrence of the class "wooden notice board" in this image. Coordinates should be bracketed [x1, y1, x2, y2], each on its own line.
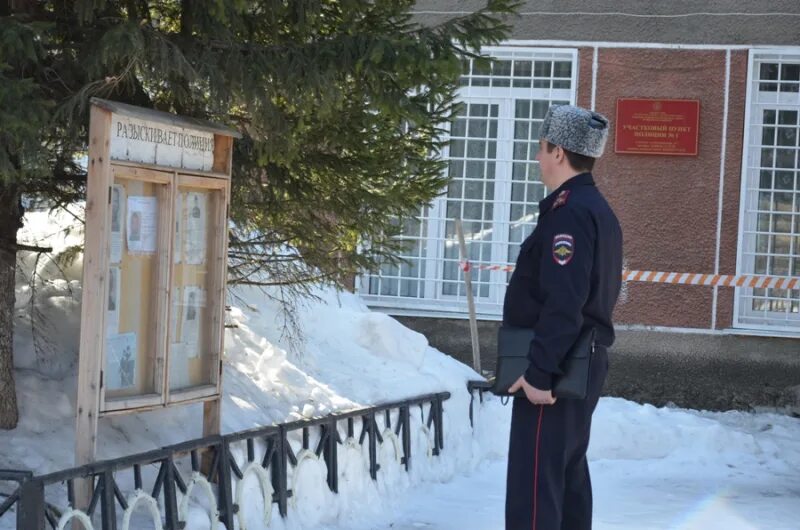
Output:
[75, 99, 240, 484]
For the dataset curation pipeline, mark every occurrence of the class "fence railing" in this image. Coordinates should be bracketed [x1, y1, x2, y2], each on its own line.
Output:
[467, 380, 494, 428]
[0, 391, 451, 530]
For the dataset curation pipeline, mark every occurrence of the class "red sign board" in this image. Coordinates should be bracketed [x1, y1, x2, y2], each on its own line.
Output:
[615, 98, 700, 156]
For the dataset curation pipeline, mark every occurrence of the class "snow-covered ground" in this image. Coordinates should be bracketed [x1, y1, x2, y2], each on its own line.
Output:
[1, 206, 799, 530]
[347, 399, 800, 530]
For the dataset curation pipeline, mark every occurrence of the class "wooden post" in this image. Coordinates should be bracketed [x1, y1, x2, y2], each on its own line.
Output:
[202, 178, 228, 439]
[74, 105, 113, 508]
[152, 175, 174, 402]
[202, 178, 228, 471]
[455, 219, 481, 374]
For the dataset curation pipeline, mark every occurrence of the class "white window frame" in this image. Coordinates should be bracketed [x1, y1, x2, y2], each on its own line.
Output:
[359, 46, 579, 318]
[734, 48, 800, 332]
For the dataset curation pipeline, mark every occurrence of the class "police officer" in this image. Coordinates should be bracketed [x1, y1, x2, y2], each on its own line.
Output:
[503, 104, 622, 530]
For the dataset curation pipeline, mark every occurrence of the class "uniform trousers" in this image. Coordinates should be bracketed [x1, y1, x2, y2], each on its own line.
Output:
[505, 348, 608, 530]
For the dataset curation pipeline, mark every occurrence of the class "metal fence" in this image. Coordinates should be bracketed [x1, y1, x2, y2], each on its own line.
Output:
[0, 391, 451, 530]
[467, 380, 494, 429]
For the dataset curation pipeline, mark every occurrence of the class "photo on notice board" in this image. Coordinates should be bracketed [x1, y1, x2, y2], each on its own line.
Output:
[174, 193, 183, 264]
[106, 332, 137, 390]
[130, 212, 141, 241]
[106, 266, 121, 335]
[126, 196, 158, 254]
[182, 286, 204, 357]
[184, 192, 207, 265]
[110, 185, 125, 264]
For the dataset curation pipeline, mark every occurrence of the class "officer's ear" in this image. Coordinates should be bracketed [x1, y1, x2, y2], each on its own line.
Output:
[554, 144, 564, 163]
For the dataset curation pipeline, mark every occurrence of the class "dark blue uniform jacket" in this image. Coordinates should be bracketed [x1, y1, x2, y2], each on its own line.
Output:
[502, 172, 622, 391]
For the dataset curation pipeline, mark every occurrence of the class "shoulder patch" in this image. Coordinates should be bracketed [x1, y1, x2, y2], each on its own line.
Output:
[551, 190, 570, 211]
[552, 233, 574, 265]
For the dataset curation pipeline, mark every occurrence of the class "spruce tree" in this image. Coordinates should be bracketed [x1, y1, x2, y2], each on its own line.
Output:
[0, 0, 519, 428]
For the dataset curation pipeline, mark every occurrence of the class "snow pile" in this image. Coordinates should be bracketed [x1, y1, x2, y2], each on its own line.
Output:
[348, 399, 800, 530]
[0, 205, 510, 530]
[13, 206, 84, 377]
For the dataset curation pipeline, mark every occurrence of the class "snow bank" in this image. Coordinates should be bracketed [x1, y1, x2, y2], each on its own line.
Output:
[0, 206, 511, 530]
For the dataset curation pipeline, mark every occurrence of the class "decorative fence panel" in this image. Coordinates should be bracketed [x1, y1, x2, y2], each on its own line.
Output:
[0, 392, 450, 530]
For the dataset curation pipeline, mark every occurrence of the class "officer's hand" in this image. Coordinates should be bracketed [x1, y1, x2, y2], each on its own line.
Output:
[509, 375, 557, 405]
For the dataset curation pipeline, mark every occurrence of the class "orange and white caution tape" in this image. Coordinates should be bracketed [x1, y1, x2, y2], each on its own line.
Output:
[460, 261, 515, 273]
[621, 270, 800, 289]
[459, 261, 799, 289]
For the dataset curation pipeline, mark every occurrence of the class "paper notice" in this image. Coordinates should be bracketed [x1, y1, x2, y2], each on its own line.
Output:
[106, 332, 137, 390]
[182, 286, 204, 357]
[127, 196, 158, 254]
[106, 266, 121, 335]
[184, 192, 207, 265]
[110, 185, 125, 264]
[174, 193, 183, 264]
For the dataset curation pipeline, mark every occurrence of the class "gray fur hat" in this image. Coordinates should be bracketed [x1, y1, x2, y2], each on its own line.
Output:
[540, 105, 609, 158]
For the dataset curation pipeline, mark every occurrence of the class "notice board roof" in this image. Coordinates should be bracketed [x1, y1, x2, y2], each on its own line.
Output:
[91, 98, 242, 139]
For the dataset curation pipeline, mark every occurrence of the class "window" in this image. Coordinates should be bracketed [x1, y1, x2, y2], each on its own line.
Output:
[736, 51, 800, 330]
[360, 47, 577, 317]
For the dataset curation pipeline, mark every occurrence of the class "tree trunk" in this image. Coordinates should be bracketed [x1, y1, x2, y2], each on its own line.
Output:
[0, 182, 22, 430]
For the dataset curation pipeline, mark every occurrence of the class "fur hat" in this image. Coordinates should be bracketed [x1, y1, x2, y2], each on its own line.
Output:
[540, 105, 609, 158]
